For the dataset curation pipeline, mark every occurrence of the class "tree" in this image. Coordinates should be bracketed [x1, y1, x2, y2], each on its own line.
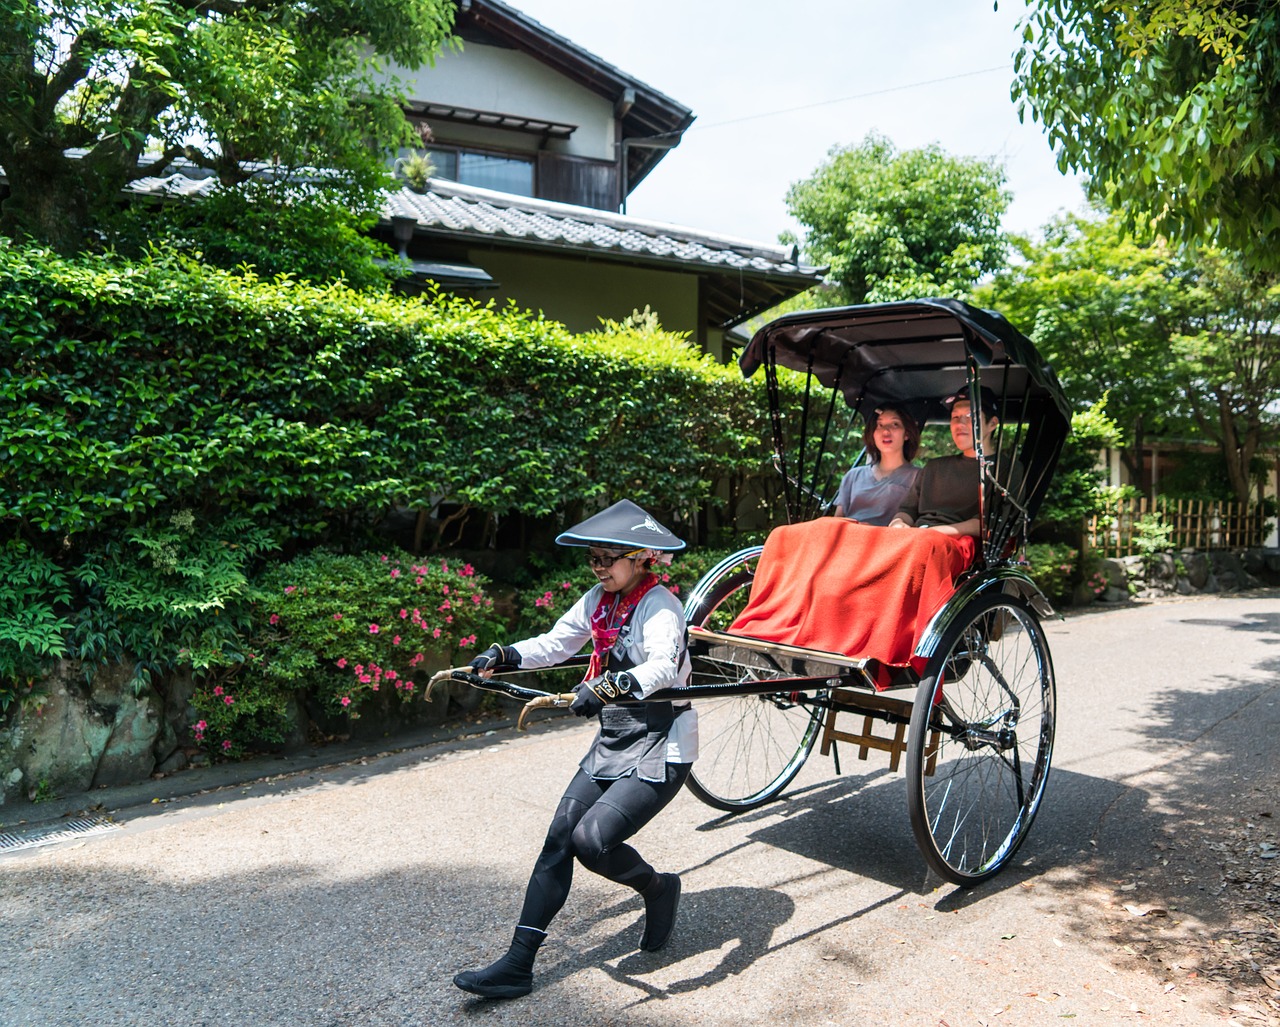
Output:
[981, 212, 1189, 491]
[0, 0, 455, 263]
[1012, 0, 1280, 267]
[784, 132, 1010, 305]
[984, 211, 1280, 504]
[1169, 251, 1280, 503]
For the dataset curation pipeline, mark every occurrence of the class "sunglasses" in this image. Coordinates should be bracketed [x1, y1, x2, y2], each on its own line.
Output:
[586, 549, 643, 568]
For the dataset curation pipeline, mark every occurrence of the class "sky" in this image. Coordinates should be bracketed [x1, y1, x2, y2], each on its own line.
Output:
[508, 0, 1091, 251]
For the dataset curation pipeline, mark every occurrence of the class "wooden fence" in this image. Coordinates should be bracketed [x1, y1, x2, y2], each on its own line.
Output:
[1085, 497, 1273, 558]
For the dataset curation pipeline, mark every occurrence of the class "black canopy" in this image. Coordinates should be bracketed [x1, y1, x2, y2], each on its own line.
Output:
[738, 298, 1072, 560]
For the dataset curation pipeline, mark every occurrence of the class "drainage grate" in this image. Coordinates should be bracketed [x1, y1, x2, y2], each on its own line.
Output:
[0, 816, 122, 854]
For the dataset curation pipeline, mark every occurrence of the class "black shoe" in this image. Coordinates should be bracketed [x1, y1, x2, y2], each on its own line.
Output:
[453, 927, 543, 999]
[452, 965, 532, 1000]
[639, 873, 682, 952]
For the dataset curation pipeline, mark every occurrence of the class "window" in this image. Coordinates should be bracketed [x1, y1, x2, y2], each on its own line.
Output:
[427, 147, 534, 197]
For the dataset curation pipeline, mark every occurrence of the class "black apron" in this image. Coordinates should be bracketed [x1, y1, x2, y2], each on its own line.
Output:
[578, 631, 682, 783]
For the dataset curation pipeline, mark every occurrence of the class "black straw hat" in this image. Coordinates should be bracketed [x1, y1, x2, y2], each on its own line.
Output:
[555, 500, 686, 552]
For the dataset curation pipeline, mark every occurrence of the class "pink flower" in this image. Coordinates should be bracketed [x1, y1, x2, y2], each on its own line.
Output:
[359, 674, 372, 684]
[415, 576, 424, 585]
[442, 585, 451, 595]
[380, 555, 388, 563]
[561, 581, 572, 590]
[213, 685, 224, 697]
[460, 635, 477, 647]
[341, 696, 352, 707]
[386, 669, 398, 681]
[336, 658, 348, 669]
[660, 573, 670, 583]
[333, 613, 343, 621]
[369, 624, 380, 634]
[410, 653, 424, 666]
[432, 627, 441, 639]
[224, 695, 234, 705]
[195, 720, 207, 732]
[284, 585, 296, 594]
[440, 560, 449, 572]
[268, 613, 280, 625]
[399, 608, 408, 619]
[472, 594, 482, 605]
[390, 568, 401, 579]
[445, 615, 453, 624]
[462, 564, 475, 577]
[222, 740, 232, 751]
[438, 600, 451, 611]
[392, 635, 401, 645]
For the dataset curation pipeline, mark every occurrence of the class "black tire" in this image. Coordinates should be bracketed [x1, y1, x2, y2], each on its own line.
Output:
[682, 556, 825, 812]
[905, 592, 1056, 885]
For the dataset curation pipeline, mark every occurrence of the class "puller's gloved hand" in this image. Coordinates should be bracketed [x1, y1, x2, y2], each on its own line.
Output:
[469, 644, 521, 675]
[570, 671, 637, 718]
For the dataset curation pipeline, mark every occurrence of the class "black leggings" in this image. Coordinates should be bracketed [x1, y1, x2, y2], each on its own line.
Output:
[517, 763, 691, 932]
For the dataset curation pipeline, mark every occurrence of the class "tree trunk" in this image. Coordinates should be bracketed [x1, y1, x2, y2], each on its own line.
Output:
[0, 149, 93, 254]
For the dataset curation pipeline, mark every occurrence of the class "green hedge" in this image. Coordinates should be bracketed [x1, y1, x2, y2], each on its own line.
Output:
[0, 242, 795, 733]
[1, 241, 779, 555]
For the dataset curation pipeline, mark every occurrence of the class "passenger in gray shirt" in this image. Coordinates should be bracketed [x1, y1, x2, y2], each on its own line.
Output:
[833, 404, 920, 526]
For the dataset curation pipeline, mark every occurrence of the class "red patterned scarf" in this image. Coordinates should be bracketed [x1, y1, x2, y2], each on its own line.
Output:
[585, 573, 660, 680]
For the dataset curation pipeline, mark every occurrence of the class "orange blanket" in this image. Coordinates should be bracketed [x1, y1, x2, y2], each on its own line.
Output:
[728, 519, 976, 673]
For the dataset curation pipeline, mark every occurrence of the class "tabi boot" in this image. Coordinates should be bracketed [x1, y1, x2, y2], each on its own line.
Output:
[452, 926, 545, 999]
[638, 872, 682, 952]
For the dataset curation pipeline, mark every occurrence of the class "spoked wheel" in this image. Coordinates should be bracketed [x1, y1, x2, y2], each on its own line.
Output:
[906, 592, 1056, 885]
[682, 550, 826, 812]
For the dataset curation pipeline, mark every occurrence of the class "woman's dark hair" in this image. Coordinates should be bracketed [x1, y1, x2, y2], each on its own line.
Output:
[863, 405, 921, 463]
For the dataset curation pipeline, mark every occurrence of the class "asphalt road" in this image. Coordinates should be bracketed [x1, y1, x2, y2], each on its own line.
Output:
[2, 591, 1278, 1027]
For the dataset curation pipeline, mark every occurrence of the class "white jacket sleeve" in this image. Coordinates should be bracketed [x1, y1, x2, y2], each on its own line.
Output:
[510, 585, 600, 670]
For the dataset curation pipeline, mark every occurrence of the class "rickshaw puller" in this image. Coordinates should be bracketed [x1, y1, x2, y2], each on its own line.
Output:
[452, 499, 697, 1000]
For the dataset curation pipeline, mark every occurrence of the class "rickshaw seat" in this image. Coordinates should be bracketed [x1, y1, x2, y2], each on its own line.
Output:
[727, 518, 976, 679]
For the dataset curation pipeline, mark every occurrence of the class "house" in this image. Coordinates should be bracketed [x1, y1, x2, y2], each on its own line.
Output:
[378, 0, 823, 359]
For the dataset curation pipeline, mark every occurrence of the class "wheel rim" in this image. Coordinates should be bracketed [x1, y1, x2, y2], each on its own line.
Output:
[909, 596, 1055, 884]
[684, 551, 823, 811]
[686, 653, 824, 809]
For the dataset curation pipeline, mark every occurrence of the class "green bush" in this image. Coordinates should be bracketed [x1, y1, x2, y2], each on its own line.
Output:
[0, 242, 788, 560]
[68, 511, 277, 692]
[1023, 543, 1078, 604]
[0, 539, 71, 715]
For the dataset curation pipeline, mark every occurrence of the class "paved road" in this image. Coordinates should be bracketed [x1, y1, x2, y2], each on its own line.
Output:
[2, 592, 1278, 1027]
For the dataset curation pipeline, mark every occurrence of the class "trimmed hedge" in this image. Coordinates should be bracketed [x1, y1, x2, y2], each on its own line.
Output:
[1, 241, 799, 729]
[1, 241, 780, 555]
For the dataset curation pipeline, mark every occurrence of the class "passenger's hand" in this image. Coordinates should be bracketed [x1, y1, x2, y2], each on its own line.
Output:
[468, 644, 521, 677]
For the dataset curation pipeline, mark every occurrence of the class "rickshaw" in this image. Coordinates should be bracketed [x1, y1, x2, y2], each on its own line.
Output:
[431, 298, 1071, 887]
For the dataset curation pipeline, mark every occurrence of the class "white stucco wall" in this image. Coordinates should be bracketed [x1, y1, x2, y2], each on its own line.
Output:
[395, 43, 616, 160]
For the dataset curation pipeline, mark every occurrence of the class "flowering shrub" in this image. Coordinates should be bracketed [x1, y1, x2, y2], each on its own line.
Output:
[1023, 543, 1078, 604]
[250, 548, 502, 721]
[189, 675, 293, 759]
[1083, 567, 1109, 599]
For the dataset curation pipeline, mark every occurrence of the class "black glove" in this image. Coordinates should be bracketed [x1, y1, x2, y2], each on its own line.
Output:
[469, 644, 521, 674]
[570, 671, 637, 718]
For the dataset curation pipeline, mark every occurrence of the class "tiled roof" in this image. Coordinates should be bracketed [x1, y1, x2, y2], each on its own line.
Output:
[385, 179, 821, 281]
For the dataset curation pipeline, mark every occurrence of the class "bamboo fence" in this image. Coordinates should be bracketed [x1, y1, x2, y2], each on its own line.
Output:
[1085, 496, 1273, 558]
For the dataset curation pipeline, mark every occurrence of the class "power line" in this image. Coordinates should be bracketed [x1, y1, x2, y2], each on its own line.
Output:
[692, 64, 1012, 131]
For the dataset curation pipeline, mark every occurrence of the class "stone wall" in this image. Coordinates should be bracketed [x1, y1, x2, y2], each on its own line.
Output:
[0, 661, 478, 807]
[1084, 547, 1280, 604]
